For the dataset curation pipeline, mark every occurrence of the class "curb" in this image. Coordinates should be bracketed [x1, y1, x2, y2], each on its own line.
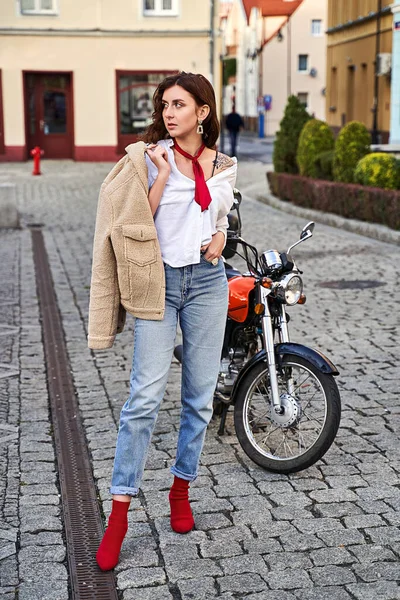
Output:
[257, 191, 400, 246]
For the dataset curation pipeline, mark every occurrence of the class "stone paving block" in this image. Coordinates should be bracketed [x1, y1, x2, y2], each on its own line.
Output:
[315, 502, 363, 518]
[243, 537, 283, 555]
[165, 558, 222, 583]
[176, 576, 217, 599]
[310, 546, 355, 566]
[246, 592, 297, 600]
[160, 542, 199, 564]
[348, 543, 397, 563]
[18, 580, 69, 600]
[294, 586, 353, 600]
[309, 565, 357, 586]
[354, 561, 400, 582]
[266, 568, 313, 590]
[364, 526, 400, 545]
[217, 573, 267, 594]
[19, 562, 68, 583]
[345, 581, 400, 600]
[117, 566, 167, 590]
[279, 533, 325, 552]
[194, 513, 232, 531]
[18, 545, 66, 563]
[264, 551, 312, 571]
[292, 517, 343, 534]
[343, 513, 386, 528]
[200, 539, 243, 559]
[123, 586, 174, 599]
[219, 554, 269, 576]
[309, 489, 359, 503]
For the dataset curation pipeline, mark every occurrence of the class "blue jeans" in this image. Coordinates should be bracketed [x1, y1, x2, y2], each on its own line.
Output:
[110, 255, 228, 496]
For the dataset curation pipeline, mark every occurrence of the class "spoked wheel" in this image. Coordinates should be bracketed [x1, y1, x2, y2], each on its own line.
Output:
[234, 354, 341, 473]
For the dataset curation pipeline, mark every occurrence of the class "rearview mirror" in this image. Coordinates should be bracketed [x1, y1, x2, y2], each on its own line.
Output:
[300, 221, 315, 240]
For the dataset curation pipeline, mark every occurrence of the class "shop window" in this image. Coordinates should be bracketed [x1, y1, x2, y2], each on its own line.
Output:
[311, 19, 322, 36]
[0, 71, 4, 154]
[298, 55, 309, 72]
[143, 0, 179, 17]
[20, 0, 58, 15]
[117, 70, 176, 151]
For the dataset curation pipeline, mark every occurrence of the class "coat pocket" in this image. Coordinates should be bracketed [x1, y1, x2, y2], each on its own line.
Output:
[122, 224, 157, 267]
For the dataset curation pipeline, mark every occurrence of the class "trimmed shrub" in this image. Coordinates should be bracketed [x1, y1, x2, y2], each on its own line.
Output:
[273, 95, 311, 174]
[333, 121, 371, 183]
[267, 171, 400, 230]
[354, 152, 400, 190]
[313, 149, 335, 181]
[297, 119, 335, 177]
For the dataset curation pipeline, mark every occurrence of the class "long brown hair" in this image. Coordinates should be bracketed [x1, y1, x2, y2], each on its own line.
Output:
[141, 72, 220, 148]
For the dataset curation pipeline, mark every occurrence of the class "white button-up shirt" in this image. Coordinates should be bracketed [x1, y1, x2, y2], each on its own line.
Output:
[145, 139, 237, 268]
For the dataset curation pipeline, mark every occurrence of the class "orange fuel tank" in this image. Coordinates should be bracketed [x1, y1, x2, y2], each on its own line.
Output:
[228, 276, 255, 323]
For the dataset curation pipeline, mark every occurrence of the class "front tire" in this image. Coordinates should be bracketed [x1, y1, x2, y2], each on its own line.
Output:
[234, 354, 341, 473]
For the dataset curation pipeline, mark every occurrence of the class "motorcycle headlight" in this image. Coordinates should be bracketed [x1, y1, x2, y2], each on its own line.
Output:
[276, 274, 303, 306]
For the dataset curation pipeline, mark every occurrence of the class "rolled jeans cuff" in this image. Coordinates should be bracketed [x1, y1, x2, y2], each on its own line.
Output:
[170, 465, 197, 482]
[109, 486, 139, 497]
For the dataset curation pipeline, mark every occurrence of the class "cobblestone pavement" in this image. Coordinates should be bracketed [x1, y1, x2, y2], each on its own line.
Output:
[0, 159, 399, 599]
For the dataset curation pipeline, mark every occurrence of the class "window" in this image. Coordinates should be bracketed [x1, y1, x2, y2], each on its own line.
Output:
[117, 70, 176, 151]
[20, 0, 58, 15]
[311, 19, 322, 36]
[143, 0, 179, 16]
[297, 93, 308, 109]
[298, 55, 309, 72]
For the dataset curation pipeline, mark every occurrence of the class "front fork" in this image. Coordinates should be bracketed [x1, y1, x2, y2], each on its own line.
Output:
[259, 288, 293, 412]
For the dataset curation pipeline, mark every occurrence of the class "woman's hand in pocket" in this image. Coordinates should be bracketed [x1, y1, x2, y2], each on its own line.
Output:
[200, 231, 225, 262]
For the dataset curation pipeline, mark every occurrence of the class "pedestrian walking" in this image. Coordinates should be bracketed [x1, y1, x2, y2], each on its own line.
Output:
[225, 107, 244, 157]
[88, 72, 237, 571]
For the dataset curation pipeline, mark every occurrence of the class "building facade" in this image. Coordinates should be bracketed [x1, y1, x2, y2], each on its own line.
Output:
[261, 0, 327, 135]
[0, 0, 220, 161]
[326, 0, 393, 143]
[220, 0, 304, 132]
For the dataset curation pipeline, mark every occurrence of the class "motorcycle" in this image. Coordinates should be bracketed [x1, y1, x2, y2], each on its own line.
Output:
[174, 190, 341, 474]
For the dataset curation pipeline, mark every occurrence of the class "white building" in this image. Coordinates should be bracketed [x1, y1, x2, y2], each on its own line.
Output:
[262, 0, 327, 135]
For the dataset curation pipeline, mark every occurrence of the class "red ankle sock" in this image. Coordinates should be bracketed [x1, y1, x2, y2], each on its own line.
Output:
[169, 476, 194, 534]
[96, 499, 129, 571]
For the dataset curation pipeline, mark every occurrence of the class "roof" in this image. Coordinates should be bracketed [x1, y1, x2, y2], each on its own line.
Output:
[242, 0, 303, 21]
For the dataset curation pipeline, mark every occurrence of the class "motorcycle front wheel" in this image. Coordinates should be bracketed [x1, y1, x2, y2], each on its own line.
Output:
[234, 354, 341, 474]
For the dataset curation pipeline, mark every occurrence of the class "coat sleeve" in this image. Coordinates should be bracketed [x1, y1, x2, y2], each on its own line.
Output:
[87, 184, 126, 349]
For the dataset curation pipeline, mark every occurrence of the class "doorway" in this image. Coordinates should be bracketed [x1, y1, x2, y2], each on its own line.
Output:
[24, 72, 74, 159]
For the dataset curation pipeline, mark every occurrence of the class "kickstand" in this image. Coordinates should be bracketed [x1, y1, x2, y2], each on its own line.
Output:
[217, 404, 229, 436]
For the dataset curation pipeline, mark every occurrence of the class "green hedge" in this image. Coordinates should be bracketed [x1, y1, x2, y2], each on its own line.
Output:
[267, 171, 400, 230]
[354, 152, 400, 190]
[333, 121, 371, 183]
[297, 119, 335, 178]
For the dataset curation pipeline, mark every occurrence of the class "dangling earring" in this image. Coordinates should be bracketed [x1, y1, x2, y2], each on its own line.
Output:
[197, 119, 204, 135]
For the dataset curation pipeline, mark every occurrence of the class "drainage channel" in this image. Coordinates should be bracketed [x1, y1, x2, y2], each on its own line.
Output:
[31, 227, 119, 600]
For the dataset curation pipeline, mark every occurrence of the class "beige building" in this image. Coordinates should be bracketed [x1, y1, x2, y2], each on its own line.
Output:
[261, 0, 327, 135]
[0, 0, 221, 161]
[326, 0, 393, 143]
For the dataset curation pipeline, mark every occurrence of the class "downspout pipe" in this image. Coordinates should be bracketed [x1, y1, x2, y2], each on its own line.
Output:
[210, 0, 215, 83]
[372, 0, 382, 144]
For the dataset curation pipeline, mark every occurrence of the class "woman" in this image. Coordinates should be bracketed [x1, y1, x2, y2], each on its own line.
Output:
[88, 72, 237, 571]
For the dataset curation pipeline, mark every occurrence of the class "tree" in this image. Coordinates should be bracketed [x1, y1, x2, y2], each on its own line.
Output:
[273, 95, 311, 174]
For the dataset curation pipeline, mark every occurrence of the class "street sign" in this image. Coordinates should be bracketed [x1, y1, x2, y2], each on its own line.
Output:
[264, 95, 272, 111]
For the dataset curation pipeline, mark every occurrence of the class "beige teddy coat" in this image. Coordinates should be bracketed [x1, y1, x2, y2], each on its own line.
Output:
[87, 141, 165, 350]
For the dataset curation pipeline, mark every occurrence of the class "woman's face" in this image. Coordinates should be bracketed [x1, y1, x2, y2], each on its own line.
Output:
[161, 85, 209, 138]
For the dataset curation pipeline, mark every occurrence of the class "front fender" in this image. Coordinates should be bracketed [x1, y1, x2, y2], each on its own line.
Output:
[275, 343, 339, 375]
[230, 343, 339, 405]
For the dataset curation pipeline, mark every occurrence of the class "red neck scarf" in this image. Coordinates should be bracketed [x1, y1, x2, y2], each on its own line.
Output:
[173, 140, 212, 212]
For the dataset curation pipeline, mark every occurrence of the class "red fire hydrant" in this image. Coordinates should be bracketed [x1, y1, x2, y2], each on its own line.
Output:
[31, 146, 44, 176]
